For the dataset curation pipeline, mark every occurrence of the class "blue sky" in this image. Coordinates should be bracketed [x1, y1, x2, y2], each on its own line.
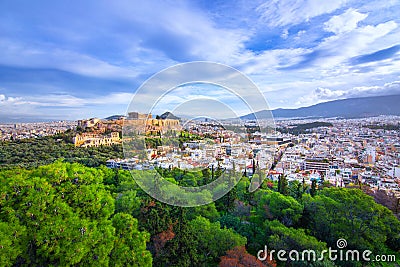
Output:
[0, 0, 400, 122]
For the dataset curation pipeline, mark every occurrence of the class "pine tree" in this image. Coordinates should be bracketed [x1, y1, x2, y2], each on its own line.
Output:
[280, 175, 288, 196]
[277, 174, 281, 193]
[160, 208, 198, 266]
[310, 179, 317, 197]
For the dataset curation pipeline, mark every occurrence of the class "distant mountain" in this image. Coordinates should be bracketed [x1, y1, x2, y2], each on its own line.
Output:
[159, 112, 180, 120]
[241, 94, 400, 120]
[104, 115, 126, 120]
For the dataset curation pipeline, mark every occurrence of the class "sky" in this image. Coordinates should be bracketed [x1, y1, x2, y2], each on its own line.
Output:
[0, 0, 400, 122]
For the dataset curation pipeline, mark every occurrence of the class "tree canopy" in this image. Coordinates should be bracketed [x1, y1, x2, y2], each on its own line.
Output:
[1, 161, 399, 266]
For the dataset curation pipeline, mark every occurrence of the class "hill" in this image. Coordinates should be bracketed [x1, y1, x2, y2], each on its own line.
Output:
[159, 111, 181, 120]
[240, 94, 400, 119]
[104, 115, 126, 120]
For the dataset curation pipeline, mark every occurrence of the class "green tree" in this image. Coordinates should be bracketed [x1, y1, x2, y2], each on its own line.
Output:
[110, 213, 152, 266]
[186, 203, 220, 222]
[265, 220, 327, 251]
[0, 162, 116, 265]
[137, 198, 173, 236]
[310, 179, 317, 197]
[0, 162, 153, 266]
[189, 216, 247, 265]
[264, 220, 330, 266]
[289, 180, 303, 200]
[158, 208, 198, 267]
[277, 174, 289, 195]
[0, 221, 26, 267]
[302, 188, 400, 256]
[256, 190, 303, 226]
[115, 190, 141, 215]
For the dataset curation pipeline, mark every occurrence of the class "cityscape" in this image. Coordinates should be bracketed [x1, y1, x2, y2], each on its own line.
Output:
[1, 0, 400, 266]
[3, 112, 399, 194]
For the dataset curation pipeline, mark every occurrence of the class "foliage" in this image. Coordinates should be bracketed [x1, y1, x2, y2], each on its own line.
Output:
[0, 135, 123, 169]
[189, 216, 247, 265]
[265, 219, 327, 254]
[255, 190, 304, 226]
[364, 123, 399, 131]
[278, 122, 333, 135]
[219, 246, 276, 267]
[1, 159, 400, 266]
[0, 221, 26, 266]
[156, 208, 198, 267]
[302, 188, 400, 255]
[110, 213, 152, 266]
[277, 174, 288, 195]
[0, 161, 151, 266]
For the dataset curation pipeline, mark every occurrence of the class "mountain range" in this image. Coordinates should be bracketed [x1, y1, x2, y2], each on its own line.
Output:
[240, 94, 400, 120]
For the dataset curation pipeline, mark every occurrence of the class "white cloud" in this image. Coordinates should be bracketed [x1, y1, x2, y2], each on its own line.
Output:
[1, 0, 400, 119]
[281, 29, 289, 39]
[0, 92, 136, 120]
[105, 1, 250, 64]
[241, 47, 312, 74]
[0, 94, 24, 105]
[257, 0, 348, 27]
[294, 30, 307, 40]
[296, 80, 400, 106]
[0, 1, 253, 80]
[90, 93, 135, 105]
[28, 92, 136, 107]
[0, 40, 140, 79]
[301, 20, 398, 69]
[324, 8, 368, 34]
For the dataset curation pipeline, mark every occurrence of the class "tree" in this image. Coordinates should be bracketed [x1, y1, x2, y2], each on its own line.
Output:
[277, 174, 288, 195]
[0, 162, 153, 266]
[215, 176, 238, 212]
[189, 216, 247, 265]
[302, 188, 400, 255]
[186, 203, 220, 221]
[0, 221, 26, 267]
[236, 177, 251, 203]
[0, 136, 124, 170]
[288, 180, 303, 200]
[0, 162, 116, 265]
[219, 246, 276, 267]
[218, 214, 264, 256]
[310, 179, 317, 197]
[137, 198, 173, 236]
[115, 190, 141, 217]
[158, 208, 198, 266]
[110, 213, 152, 266]
[264, 220, 328, 266]
[151, 224, 175, 258]
[277, 174, 281, 193]
[256, 190, 303, 227]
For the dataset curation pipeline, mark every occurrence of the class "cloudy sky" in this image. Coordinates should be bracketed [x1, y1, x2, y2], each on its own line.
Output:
[1, 0, 399, 122]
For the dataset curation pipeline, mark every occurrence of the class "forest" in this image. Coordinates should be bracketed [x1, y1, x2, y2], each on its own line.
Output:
[0, 161, 399, 266]
[277, 122, 333, 135]
[0, 134, 123, 169]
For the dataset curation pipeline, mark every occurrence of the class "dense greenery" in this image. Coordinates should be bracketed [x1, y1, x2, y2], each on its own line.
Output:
[0, 161, 151, 266]
[144, 131, 204, 149]
[278, 121, 333, 135]
[364, 124, 400, 131]
[0, 134, 123, 169]
[1, 160, 399, 266]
